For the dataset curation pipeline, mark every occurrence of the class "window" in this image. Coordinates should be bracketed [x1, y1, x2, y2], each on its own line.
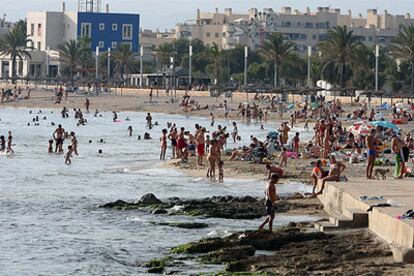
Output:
[99, 23, 105, 30]
[81, 23, 92, 38]
[111, 41, 118, 49]
[222, 32, 226, 37]
[305, 22, 314, 28]
[30, 24, 34, 36]
[37, 23, 42, 36]
[206, 32, 211, 38]
[37, 42, 41, 51]
[112, 23, 118, 31]
[122, 24, 133, 40]
[215, 33, 219, 38]
[312, 34, 317, 40]
[368, 36, 373, 41]
[98, 41, 105, 48]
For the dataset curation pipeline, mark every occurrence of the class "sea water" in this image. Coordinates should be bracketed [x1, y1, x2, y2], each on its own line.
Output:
[0, 108, 314, 275]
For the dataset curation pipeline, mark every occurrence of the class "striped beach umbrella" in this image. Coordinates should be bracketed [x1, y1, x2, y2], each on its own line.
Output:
[349, 123, 372, 136]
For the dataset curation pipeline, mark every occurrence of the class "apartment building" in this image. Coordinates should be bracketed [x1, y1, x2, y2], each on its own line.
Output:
[175, 7, 414, 54]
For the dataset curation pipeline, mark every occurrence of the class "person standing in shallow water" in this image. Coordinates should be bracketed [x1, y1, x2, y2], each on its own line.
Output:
[160, 129, 168, 160]
[53, 124, 65, 153]
[259, 174, 279, 232]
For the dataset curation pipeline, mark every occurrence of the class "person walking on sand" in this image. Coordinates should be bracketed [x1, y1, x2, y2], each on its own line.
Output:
[85, 98, 90, 113]
[365, 128, 378, 179]
[259, 174, 279, 232]
[160, 129, 168, 160]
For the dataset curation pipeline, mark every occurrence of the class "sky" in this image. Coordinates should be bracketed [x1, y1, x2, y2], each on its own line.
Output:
[1, 0, 414, 30]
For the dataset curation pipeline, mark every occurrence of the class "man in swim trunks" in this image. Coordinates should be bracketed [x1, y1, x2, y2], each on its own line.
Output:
[365, 128, 378, 179]
[259, 174, 279, 232]
[196, 127, 206, 166]
[392, 134, 409, 179]
[53, 124, 65, 153]
[177, 127, 187, 158]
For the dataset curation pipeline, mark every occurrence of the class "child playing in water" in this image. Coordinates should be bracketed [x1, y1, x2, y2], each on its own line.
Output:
[64, 145, 74, 165]
[128, 126, 133, 137]
[48, 139, 54, 153]
[218, 160, 224, 182]
[279, 147, 288, 167]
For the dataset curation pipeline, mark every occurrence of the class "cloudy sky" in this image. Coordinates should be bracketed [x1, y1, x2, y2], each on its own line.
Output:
[1, 0, 413, 30]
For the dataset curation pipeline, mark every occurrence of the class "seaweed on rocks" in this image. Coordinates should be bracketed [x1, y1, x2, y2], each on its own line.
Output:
[100, 193, 323, 219]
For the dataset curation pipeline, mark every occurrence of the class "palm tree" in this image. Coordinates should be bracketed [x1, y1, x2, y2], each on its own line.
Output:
[58, 40, 84, 84]
[0, 22, 33, 83]
[390, 24, 414, 90]
[112, 43, 139, 80]
[318, 26, 365, 88]
[155, 43, 173, 70]
[204, 43, 222, 84]
[259, 33, 295, 87]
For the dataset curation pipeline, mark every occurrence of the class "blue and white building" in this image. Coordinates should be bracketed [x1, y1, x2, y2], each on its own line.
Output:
[77, 11, 140, 52]
[5, 1, 141, 78]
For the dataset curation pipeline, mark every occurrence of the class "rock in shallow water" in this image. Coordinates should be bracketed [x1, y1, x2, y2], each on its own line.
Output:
[139, 193, 162, 205]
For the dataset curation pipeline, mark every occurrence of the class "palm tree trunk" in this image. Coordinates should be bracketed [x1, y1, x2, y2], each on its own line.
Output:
[339, 62, 344, 89]
[274, 62, 278, 87]
[411, 61, 414, 91]
[11, 54, 17, 84]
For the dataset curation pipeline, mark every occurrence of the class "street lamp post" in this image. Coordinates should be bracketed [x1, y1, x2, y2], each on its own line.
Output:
[107, 47, 111, 77]
[140, 46, 144, 88]
[307, 46, 312, 87]
[46, 46, 50, 78]
[95, 46, 99, 81]
[375, 45, 379, 92]
[172, 39, 176, 98]
[189, 43, 193, 90]
[244, 46, 248, 103]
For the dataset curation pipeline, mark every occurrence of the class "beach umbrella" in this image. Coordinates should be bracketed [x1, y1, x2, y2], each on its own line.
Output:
[349, 123, 372, 136]
[370, 121, 400, 132]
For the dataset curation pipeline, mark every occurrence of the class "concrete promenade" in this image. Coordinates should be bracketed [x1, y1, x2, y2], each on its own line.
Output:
[317, 177, 414, 263]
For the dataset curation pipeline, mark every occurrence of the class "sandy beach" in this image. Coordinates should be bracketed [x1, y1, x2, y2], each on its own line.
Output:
[2, 89, 414, 275]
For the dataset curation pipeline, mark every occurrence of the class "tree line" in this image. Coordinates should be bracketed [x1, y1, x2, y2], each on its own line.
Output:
[1, 20, 414, 92]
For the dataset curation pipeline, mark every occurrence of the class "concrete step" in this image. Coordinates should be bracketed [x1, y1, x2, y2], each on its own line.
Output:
[343, 208, 369, 228]
[329, 213, 354, 228]
[314, 221, 339, 232]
